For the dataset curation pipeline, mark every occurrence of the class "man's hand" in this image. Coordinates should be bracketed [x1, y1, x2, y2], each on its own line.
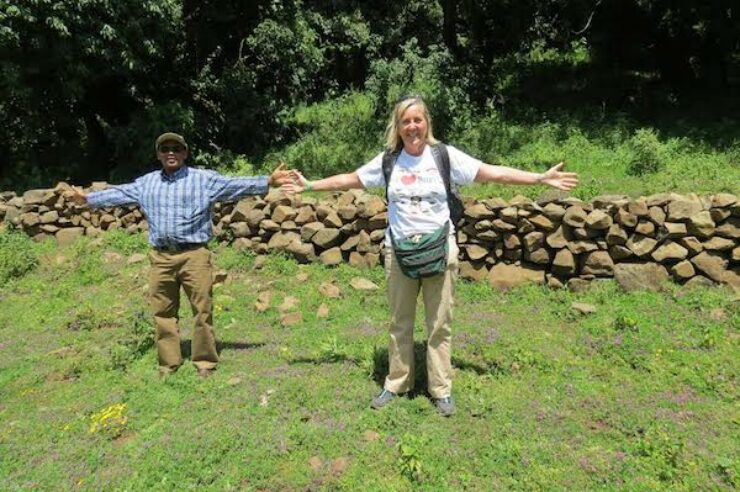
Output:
[540, 162, 579, 191]
[268, 161, 293, 187]
[56, 182, 88, 205]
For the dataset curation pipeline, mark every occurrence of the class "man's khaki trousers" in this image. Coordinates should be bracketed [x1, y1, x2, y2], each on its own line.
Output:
[148, 246, 218, 372]
[383, 237, 459, 399]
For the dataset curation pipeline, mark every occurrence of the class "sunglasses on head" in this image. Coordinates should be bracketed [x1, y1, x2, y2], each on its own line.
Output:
[395, 94, 423, 105]
[158, 145, 185, 153]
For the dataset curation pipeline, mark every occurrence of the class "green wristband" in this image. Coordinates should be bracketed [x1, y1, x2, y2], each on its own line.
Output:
[305, 181, 313, 192]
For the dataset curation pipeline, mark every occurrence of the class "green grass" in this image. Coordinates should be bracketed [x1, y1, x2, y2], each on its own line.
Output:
[0, 233, 738, 490]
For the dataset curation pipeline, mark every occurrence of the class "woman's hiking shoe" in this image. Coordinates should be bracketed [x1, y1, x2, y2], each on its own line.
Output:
[434, 397, 455, 417]
[370, 389, 398, 409]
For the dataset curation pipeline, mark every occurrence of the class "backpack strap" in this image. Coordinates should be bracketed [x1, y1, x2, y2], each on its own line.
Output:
[381, 149, 398, 189]
[430, 143, 452, 201]
[430, 143, 464, 225]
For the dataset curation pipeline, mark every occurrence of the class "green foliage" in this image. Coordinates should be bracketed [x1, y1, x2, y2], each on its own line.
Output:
[66, 305, 117, 332]
[0, 0, 185, 188]
[0, 228, 39, 283]
[272, 92, 381, 177]
[103, 230, 149, 256]
[109, 311, 154, 370]
[626, 128, 666, 176]
[397, 433, 426, 482]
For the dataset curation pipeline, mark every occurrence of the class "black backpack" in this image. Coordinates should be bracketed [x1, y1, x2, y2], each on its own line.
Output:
[381, 143, 464, 225]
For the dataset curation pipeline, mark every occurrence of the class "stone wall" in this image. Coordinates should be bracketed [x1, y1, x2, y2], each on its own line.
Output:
[1, 185, 738, 291]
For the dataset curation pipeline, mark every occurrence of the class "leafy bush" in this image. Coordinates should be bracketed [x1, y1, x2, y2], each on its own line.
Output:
[626, 128, 665, 176]
[270, 92, 381, 177]
[103, 229, 150, 255]
[0, 228, 39, 284]
[109, 311, 154, 370]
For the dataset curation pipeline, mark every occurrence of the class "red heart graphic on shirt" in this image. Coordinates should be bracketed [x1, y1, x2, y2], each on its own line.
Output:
[400, 174, 417, 185]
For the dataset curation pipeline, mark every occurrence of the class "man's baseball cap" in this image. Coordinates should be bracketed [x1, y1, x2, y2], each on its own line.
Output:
[155, 132, 188, 150]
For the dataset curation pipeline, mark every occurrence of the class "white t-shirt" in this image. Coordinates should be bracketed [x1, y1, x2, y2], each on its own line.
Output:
[356, 144, 482, 241]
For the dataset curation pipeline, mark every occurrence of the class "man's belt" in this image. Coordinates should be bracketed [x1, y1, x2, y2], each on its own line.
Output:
[154, 242, 206, 252]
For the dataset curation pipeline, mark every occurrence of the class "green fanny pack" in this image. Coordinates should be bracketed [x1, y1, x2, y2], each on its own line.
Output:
[391, 222, 450, 279]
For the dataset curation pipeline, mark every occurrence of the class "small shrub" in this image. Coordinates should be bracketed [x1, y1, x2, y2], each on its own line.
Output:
[109, 311, 154, 370]
[614, 315, 639, 332]
[318, 335, 343, 363]
[67, 306, 117, 331]
[631, 424, 685, 482]
[398, 433, 425, 482]
[626, 128, 665, 176]
[0, 228, 39, 284]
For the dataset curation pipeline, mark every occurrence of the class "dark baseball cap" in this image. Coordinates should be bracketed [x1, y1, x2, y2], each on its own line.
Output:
[155, 132, 188, 150]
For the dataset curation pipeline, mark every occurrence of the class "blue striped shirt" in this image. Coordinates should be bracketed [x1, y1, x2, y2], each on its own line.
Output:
[87, 166, 268, 248]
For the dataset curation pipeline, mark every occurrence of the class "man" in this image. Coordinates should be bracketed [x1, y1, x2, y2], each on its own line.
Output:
[68, 132, 292, 377]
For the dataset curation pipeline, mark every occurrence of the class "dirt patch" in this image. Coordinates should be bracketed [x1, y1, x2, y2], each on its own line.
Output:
[350, 320, 380, 337]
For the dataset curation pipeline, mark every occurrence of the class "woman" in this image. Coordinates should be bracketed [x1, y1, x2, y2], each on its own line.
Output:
[283, 95, 578, 416]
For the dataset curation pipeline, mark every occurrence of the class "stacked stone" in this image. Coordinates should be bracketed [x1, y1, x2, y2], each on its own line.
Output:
[212, 189, 388, 269]
[0, 184, 148, 245]
[0, 183, 737, 290]
[454, 192, 738, 290]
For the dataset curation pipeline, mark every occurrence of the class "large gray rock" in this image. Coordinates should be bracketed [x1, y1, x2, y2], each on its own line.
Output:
[267, 231, 300, 251]
[458, 261, 489, 282]
[230, 199, 256, 222]
[287, 241, 316, 264]
[715, 217, 739, 239]
[606, 224, 629, 245]
[614, 263, 669, 291]
[711, 193, 737, 208]
[542, 202, 566, 221]
[487, 263, 545, 290]
[22, 189, 48, 206]
[563, 206, 587, 227]
[648, 206, 666, 225]
[651, 241, 689, 263]
[319, 247, 343, 266]
[702, 237, 734, 251]
[465, 244, 489, 261]
[272, 205, 297, 224]
[686, 211, 715, 238]
[581, 251, 614, 276]
[528, 214, 556, 231]
[615, 208, 638, 227]
[690, 251, 728, 282]
[464, 203, 495, 220]
[56, 227, 85, 246]
[312, 228, 342, 248]
[585, 209, 612, 230]
[546, 225, 571, 249]
[300, 222, 325, 242]
[552, 249, 576, 276]
[667, 198, 703, 221]
[670, 260, 695, 281]
[626, 234, 657, 257]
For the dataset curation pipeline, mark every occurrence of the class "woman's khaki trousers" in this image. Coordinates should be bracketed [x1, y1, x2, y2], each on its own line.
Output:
[383, 237, 459, 399]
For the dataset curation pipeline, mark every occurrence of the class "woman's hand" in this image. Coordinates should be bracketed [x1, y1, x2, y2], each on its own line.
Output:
[281, 169, 310, 194]
[540, 162, 579, 191]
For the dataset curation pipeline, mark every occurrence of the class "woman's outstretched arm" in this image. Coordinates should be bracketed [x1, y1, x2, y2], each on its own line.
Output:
[282, 170, 365, 193]
[475, 162, 578, 191]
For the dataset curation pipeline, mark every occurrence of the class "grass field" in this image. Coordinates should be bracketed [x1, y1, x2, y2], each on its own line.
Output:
[0, 230, 737, 490]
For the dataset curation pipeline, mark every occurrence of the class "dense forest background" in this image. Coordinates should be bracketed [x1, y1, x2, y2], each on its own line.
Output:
[1, 0, 738, 192]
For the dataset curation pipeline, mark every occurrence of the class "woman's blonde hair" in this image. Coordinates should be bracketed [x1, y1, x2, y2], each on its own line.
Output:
[384, 95, 438, 152]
